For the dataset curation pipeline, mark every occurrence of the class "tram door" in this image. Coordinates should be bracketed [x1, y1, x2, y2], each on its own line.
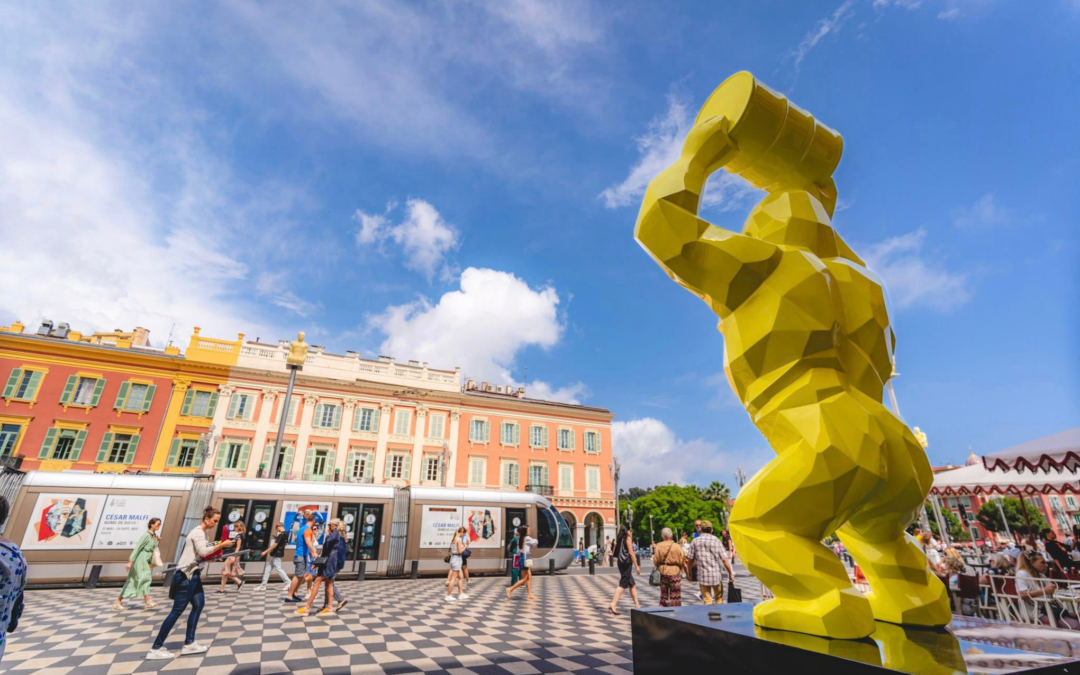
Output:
[506, 508, 527, 542]
[336, 503, 384, 561]
[218, 498, 277, 562]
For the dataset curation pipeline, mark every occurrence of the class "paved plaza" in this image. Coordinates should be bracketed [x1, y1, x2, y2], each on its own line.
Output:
[3, 564, 761, 675]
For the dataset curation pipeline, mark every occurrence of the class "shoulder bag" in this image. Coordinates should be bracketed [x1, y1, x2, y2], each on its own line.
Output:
[151, 538, 164, 568]
[649, 543, 670, 587]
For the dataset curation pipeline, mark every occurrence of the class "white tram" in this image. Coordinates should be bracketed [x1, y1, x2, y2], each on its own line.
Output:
[2, 471, 576, 585]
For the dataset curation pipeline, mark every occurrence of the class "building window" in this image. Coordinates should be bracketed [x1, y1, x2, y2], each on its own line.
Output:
[0, 424, 24, 458]
[169, 439, 201, 468]
[347, 450, 374, 483]
[61, 375, 105, 407]
[37, 427, 87, 462]
[1068, 496, 1078, 510]
[95, 431, 141, 465]
[428, 414, 446, 439]
[468, 457, 486, 486]
[113, 381, 157, 413]
[529, 463, 549, 488]
[960, 496, 971, 508]
[559, 464, 573, 497]
[262, 443, 295, 477]
[3, 368, 47, 403]
[353, 407, 380, 432]
[180, 389, 218, 418]
[385, 453, 410, 480]
[530, 425, 548, 448]
[502, 461, 520, 488]
[557, 428, 575, 451]
[216, 441, 251, 472]
[970, 526, 980, 540]
[584, 431, 600, 454]
[314, 403, 342, 429]
[312, 450, 329, 476]
[501, 422, 520, 446]
[227, 393, 254, 421]
[107, 434, 133, 464]
[469, 419, 490, 443]
[393, 410, 412, 436]
[423, 455, 441, 482]
[125, 384, 152, 411]
[586, 466, 601, 496]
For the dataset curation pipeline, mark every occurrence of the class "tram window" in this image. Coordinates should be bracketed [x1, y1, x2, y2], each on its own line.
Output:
[536, 507, 557, 549]
[552, 507, 573, 549]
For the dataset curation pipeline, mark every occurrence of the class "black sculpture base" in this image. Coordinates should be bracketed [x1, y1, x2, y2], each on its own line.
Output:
[632, 603, 1080, 675]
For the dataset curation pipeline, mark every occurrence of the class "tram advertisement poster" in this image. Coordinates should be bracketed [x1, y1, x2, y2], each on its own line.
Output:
[91, 495, 170, 550]
[21, 492, 106, 550]
[281, 501, 331, 548]
[419, 505, 462, 548]
[464, 506, 501, 549]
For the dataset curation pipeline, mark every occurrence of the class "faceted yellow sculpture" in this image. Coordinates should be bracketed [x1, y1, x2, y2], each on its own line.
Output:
[635, 72, 950, 639]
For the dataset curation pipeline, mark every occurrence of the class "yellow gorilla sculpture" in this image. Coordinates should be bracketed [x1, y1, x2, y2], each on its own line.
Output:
[634, 72, 951, 639]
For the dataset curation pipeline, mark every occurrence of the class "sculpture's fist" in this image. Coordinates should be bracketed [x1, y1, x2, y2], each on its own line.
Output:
[682, 115, 737, 175]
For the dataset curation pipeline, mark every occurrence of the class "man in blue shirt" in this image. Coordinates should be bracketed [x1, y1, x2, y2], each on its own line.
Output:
[285, 511, 316, 602]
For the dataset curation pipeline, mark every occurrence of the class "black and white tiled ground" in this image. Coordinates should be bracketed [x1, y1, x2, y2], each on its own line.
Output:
[2, 564, 762, 675]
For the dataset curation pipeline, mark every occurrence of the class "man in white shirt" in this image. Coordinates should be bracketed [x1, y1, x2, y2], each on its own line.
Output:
[147, 506, 234, 661]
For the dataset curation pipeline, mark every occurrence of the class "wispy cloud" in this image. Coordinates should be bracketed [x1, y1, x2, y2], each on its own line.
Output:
[861, 229, 972, 312]
[353, 200, 460, 282]
[953, 193, 1011, 228]
[791, 1, 857, 78]
[937, 8, 962, 19]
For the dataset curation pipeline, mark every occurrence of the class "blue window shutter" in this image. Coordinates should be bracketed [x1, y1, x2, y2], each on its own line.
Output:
[96, 432, 114, 463]
[90, 378, 106, 407]
[1, 369, 21, 399]
[114, 382, 130, 409]
[124, 435, 140, 464]
[238, 443, 251, 472]
[71, 430, 88, 461]
[39, 428, 58, 459]
[60, 375, 77, 404]
[206, 392, 219, 417]
[180, 389, 194, 416]
[166, 439, 180, 467]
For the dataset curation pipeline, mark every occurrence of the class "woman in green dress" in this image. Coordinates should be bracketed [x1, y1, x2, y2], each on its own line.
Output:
[113, 518, 161, 611]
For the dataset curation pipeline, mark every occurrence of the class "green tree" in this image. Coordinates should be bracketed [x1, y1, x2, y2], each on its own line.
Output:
[628, 485, 728, 547]
[909, 504, 972, 542]
[699, 481, 732, 521]
[977, 498, 1049, 537]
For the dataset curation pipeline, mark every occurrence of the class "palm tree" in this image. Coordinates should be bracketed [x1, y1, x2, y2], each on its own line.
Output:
[701, 481, 732, 523]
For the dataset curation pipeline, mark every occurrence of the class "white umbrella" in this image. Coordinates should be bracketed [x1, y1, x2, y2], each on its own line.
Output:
[982, 427, 1080, 474]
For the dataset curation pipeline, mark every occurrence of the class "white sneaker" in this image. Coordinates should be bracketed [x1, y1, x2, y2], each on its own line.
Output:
[256, 586, 267, 591]
[146, 648, 174, 660]
[459, 593, 470, 600]
[445, 595, 457, 602]
[180, 643, 209, 656]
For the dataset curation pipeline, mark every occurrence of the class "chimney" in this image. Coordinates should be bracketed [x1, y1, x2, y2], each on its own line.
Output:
[466, 379, 476, 391]
[37, 319, 54, 336]
[516, 387, 526, 399]
[54, 322, 70, 339]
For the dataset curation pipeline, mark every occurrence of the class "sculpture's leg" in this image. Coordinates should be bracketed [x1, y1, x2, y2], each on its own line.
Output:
[729, 384, 887, 639]
[837, 410, 951, 627]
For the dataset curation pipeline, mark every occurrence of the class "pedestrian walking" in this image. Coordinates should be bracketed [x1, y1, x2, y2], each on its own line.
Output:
[685, 520, 734, 605]
[0, 496, 27, 665]
[461, 535, 471, 591]
[446, 527, 468, 602]
[608, 525, 641, 614]
[506, 525, 538, 600]
[285, 512, 316, 603]
[507, 527, 521, 587]
[257, 522, 290, 591]
[653, 528, 685, 607]
[218, 521, 246, 593]
[114, 518, 162, 610]
[603, 536, 612, 566]
[298, 519, 345, 616]
[146, 507, 235, 660]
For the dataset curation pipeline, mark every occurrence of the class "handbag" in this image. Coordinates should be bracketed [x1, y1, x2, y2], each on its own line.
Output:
[650, 543, 671, 587]
[727, 581, 742, 603]
[151, 545, 164, 569]
[524, 558, 533, 569]
[461, 547, 472, 560]
[7, 591, 23, 633]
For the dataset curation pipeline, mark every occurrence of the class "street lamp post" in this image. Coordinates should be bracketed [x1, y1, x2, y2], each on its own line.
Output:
[649, 514, 654, 543]
[197, 425, 219, 473]
[270, 332, 308, 480]
[610, 458, 621, 527]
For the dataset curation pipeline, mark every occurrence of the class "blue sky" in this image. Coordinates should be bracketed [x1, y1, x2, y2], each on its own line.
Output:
[1, 1, 1076, 489]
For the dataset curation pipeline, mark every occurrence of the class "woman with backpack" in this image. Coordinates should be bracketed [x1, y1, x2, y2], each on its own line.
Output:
[608, 525, 641, 615]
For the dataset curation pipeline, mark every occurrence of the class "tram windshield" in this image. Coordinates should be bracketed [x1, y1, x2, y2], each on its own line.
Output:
[551, 507, 573, 549]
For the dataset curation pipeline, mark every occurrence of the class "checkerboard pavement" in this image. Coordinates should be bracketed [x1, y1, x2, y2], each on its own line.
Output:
[2, 564, 761, 675]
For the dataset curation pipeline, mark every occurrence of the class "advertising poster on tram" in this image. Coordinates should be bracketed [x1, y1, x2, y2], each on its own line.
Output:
[463, 506, 501, 549]
[280, 500, 331, 548]
[419, 505, 462, 549]
[91, 495, 170, 549]
[20, 493, 106, 550]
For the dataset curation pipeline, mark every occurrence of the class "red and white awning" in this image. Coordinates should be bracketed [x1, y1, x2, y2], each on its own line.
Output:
[931, 462, 1080, 496]
[982, 427, 1080, 474]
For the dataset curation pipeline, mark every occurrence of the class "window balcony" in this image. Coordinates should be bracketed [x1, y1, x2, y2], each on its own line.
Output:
[525, 484, 553, 496]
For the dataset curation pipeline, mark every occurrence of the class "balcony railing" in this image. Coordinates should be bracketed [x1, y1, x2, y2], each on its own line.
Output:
[525, 484, 553, 496]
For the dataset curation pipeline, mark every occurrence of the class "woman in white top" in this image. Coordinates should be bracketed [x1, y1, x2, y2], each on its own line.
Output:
[0, 496, 27, 665]
[506, 525, 539, 601]
[446, 527, 468, 603]
[1015, 549, 1080, 628]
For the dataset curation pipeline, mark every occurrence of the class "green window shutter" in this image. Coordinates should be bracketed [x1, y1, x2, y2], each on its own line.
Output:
[332, 406, 342, 430]
[2, 369, 21, 399]
[38, 428, 58, 458]
[141, 384, 156, 412]
[352, 410, 360, 431]
[243, 395, 254, 421]
[60, 375, 78, 404]
[483, 421, 490, 443]
[384, 455, 393, 479]
[214, 443, 228, 470]
[363, 453, 374, 482]
[326, 450, 337, 476]
[166, 439, 181, 467]
[282, 446, 294, 475]
[114, 382, 130, 410]
[402, 454, 412, 480]
[226, 394, 239, 419]
[124, 435, 140, 464]
[71, 430, 88, 461]
[513, 424, 520, 445]
[313, 403, 324, 427]
[90, 378, 106, 407]
[96, 432, 114, 463]
[372, 409, 381, 430]
[542, 427, 549, 448]
[570, 430, 576, 450]
[304, 449, 315, 478]
[206, 392, 219, 417]
[238, 443, 251, 472]
[346, 451, 356, 476]
[27, 371, 43, 399]
[180, 389, 194, 416]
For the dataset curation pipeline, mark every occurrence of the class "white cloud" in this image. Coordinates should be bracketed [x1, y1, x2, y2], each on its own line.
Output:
[368, 267, 587, 404]
[792, 1, 857, 75]
[874, 0, 922, 9]
[937, 8, 962, 19]
[256, 273, 320, 318]
[354, 200, 460, 282]
[861, 229, 971, 312]
[953, 193, 1011, 228]
[600, 90, 760, 213]
[612, 418, 768, 489]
